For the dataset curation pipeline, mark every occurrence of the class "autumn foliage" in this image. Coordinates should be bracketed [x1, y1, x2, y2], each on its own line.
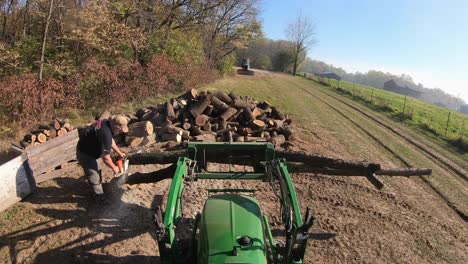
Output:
[0, 55, 217, 125]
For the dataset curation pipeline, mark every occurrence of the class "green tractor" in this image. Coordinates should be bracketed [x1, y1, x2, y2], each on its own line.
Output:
[151, 142, 431, 263]
[154, 142, 314, 263]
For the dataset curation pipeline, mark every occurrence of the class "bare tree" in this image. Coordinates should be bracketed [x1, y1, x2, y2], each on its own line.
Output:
[286, 14, 316, 76]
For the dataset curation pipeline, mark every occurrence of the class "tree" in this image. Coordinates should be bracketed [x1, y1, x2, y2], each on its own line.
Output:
[285, 14, 316, 76]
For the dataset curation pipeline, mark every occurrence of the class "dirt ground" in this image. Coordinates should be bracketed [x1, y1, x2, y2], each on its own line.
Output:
[0, 71, 467, 263]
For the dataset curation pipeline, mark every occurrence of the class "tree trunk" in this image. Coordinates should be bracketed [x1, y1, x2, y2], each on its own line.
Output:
[38, 0, 55, 104]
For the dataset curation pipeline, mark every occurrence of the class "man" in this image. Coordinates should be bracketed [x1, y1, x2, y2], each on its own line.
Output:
[77, 114, 128, 198]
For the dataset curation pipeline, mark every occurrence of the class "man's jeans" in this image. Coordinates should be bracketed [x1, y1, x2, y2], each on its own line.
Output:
[77, 151, 104, 195]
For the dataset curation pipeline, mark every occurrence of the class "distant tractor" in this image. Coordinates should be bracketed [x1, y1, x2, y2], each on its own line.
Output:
[238, 58, 255, 75]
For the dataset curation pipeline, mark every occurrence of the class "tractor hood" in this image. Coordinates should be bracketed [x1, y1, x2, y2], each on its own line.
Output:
[198, 194, 267, 264]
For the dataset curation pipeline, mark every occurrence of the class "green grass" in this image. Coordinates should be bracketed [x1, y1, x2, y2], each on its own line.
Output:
[304, 74, 468, 151]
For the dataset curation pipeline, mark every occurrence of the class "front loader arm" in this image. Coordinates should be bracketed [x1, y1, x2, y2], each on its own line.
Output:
[154, 157, 190, 262]
[265, 159, 315, 263]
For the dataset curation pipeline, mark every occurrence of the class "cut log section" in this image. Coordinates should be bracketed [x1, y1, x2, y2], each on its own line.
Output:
[57, 128, 68, 137]
[161, 133, 182, 143]
[128, 121, 154, 137]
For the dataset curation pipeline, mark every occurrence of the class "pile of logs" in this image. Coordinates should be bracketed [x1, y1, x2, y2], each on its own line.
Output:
[20, 119, 74, 150]
[120, 89, 294, 148]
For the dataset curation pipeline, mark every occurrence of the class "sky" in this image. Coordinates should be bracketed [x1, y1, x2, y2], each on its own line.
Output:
[260, 0, 468, 102]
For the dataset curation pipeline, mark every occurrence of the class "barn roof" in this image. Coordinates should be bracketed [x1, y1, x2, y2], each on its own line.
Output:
[317, 72, 341, 80]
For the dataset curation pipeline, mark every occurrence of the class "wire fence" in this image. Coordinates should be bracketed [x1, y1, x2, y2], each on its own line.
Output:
[303, 73, 468, 143]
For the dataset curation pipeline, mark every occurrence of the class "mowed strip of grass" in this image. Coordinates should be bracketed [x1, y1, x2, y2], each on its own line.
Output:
[291, 77, 468, 217]
[305, 76, 468, 168]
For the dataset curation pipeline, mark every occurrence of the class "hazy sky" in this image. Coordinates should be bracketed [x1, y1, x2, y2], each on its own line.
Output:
[261, 0, 468, 102]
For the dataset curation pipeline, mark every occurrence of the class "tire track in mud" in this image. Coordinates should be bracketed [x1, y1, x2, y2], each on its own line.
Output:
[292, 83, 467, 221]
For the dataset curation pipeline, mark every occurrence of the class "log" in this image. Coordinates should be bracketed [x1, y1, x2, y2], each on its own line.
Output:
[252, 108, 263, 118]
[194, 134, 217, 142]
[269, 134, 285, 148]
[217, 127, 237, 135]
[203, 105, 214, 116]
[126, 164, 177, 185]
[20, 140, 31, 149]
[57, 128, 68, 137]
[244, 136, 267, 142]
[36, 133, 47, 143]
[127, 149, 185, 165]
[136, 108, 151, 119]
[161, 133, 182, 143]
[23, 134, 36, 143]
[38, 124, 51, 130]
[252, 120, 266, 129]
[211, 123, 219, 132]
[170, 98, 180, 110]
[52, 119, 61, 130]
[271, 107, 285, 120]
[220, 107, 237, 121]
[195, 114, 209, 127]
[214, 91, 232, 104]
[231, 108, 244, 121]
[182, 122, 191, 130]
[375, 168, 432, 176]
[165, 102, 175, 121]
[210, 96, 229, 111]
[128, 121, 154, 137]
[243, 107, 254, 122]
[273, 119, 283, 128]
[280, 126, 293, 140]
[125, 136, 144, 148]
[228, 92, 239, 101]
[202, 122, 211, 131]
[63, 123, 72, 131]
[142, 133, 157, 147]
[178, 88, 198, 100]
[232, 99, 251, 109]
[190, 95, 211, 117]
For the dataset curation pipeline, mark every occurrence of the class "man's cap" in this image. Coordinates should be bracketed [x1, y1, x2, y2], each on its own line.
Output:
[113, 114, 129, 133]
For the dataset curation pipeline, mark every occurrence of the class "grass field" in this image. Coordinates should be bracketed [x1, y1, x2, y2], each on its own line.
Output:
[304, 74, 468, 150]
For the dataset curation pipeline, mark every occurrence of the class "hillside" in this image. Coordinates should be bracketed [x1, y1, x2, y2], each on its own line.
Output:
[0, 71, 466, 263]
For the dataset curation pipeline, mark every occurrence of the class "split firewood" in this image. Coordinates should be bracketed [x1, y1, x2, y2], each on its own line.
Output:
[194, 134, 216, 142]
[128, 121, 154, 137]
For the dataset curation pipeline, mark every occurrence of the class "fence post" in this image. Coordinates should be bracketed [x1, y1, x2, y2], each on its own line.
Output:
[402, 96, 407, 114]
[444, 111, 451, 136]
[461, 119, 465, 139]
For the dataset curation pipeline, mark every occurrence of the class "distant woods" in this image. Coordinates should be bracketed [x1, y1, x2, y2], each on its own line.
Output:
[0, 0, 262, 125]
